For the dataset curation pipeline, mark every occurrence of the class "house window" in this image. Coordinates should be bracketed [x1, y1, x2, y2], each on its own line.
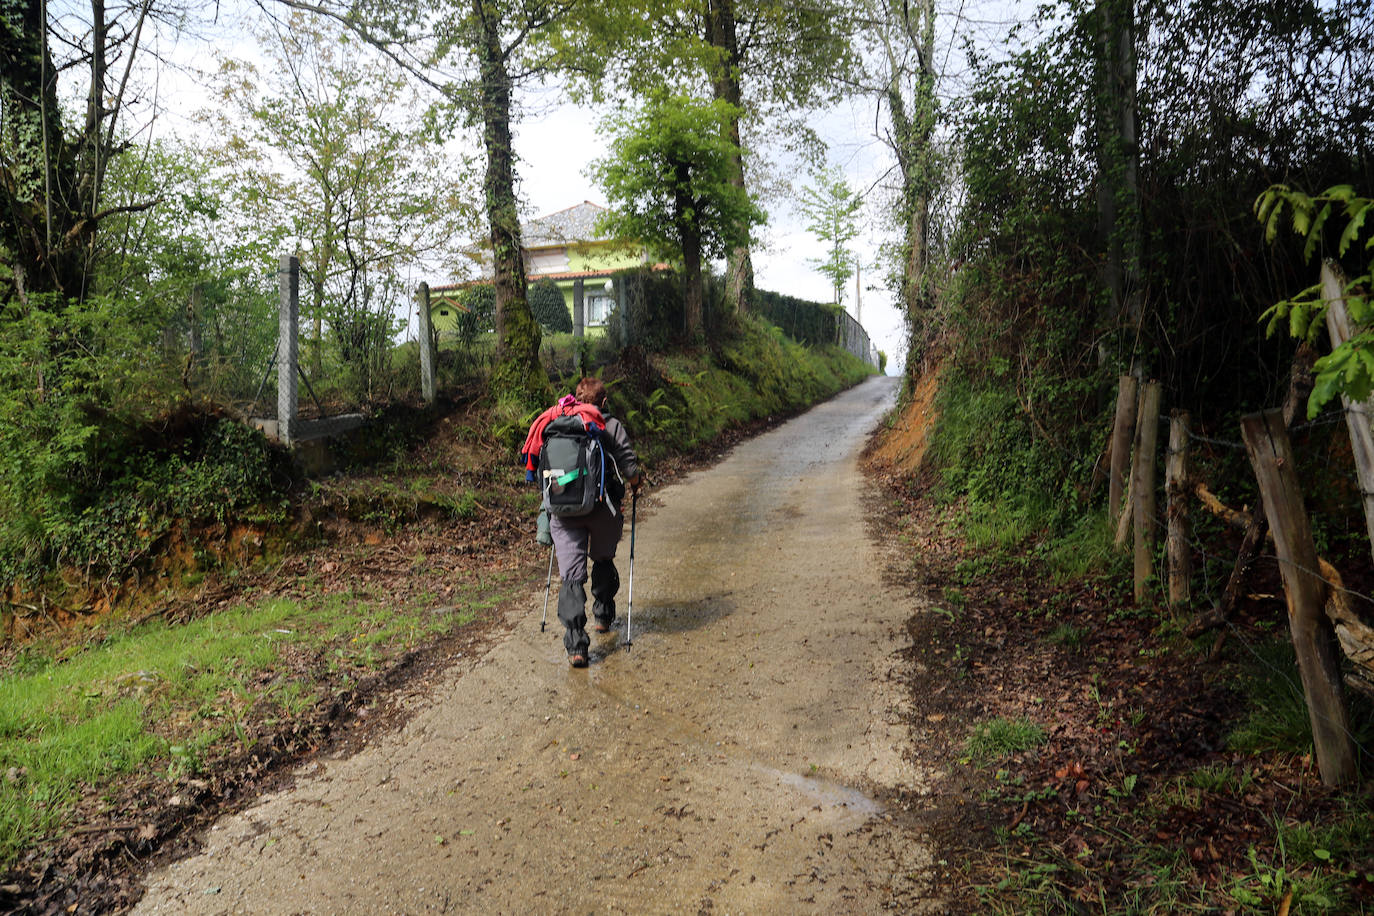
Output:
[586, 294, 614, 326]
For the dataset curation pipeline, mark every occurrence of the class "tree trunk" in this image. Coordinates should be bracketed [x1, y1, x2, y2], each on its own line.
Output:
[0, 0, 84, 300]
[885, 0, 936, 390]
[473, 0, 545, 405]
[1095, 0, 1144, 359]
[705, 0, 753, 314]
[674, 162, 704, 333]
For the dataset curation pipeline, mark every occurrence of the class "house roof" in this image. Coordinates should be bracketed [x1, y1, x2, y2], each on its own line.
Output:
[428, 263, 670, 296]
[429, 202, 633, 292]
[523, 201, 612, 249]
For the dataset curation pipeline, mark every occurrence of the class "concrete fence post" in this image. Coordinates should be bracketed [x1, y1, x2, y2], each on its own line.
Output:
[278, 254, 299, 446]
[417, 283, 435, 404]
[573, 278, 585, 373]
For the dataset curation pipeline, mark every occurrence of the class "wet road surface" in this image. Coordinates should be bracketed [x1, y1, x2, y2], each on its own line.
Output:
[133, 375, 943, 914]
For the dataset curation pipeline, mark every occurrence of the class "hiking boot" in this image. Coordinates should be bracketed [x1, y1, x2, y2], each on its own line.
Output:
[569, 652, 589, 668]
[593, 616, 615, 633]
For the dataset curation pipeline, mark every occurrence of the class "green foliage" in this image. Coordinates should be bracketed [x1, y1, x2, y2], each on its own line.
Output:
[751, 289, 843, 348]
[927, 365, 1105, 538]
[1228, 635, 1373, 758]
[798, 166, 863, 305]
[924, 0, 1373, 564]
[207, 14, 477, 406]
[529, 279, 572, 333]
[591, 92, 765, 267]
[0, 295, 292, 584]
[454, 285, 497, 348]
[1227, 640, 1314, 756]
[607, 313, 870, 465]
[1258, 184, 1374, 417]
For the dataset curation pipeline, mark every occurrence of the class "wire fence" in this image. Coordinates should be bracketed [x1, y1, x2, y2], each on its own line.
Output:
[176, 260, 882, 441]
[1114, 399, 1374, 765]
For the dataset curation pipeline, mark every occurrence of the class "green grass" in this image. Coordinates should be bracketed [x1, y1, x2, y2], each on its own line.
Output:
[1045, 623, 1089, 651]
[0, 582, 498, 869]
[963, 716, 1047, 766]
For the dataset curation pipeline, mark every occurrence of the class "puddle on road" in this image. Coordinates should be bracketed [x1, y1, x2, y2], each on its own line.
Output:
[600, 596, 735, 637]
[755, 763, 883, 827]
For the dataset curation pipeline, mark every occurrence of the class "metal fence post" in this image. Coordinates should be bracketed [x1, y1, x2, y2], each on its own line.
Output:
[278, 254, 299, 446]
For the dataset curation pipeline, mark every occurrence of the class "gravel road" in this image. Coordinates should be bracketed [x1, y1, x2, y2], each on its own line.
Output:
[133, 374, 943, 915]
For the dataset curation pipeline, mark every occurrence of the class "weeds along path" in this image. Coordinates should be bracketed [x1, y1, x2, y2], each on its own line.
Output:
[133, 374, 942, 915]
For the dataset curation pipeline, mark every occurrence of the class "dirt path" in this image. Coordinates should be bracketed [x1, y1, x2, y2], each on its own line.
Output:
[132, 375, 942, 915]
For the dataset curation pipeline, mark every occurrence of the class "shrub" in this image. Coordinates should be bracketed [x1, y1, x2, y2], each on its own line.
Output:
[529, 279, 572, 333]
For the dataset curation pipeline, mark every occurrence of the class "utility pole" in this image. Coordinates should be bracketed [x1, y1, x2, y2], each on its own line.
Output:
[855, 261, 862, 325]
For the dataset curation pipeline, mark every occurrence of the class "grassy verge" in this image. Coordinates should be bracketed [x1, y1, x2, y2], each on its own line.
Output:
[0, 575, 515, 871]
[612, 315, 876, 464]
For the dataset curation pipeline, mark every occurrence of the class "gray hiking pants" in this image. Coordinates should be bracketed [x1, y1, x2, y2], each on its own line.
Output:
[550, 503, 624, 655]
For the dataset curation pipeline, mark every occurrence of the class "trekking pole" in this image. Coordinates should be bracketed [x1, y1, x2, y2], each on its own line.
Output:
[624, 490, 638, 651]
[540, 544, 554, 632]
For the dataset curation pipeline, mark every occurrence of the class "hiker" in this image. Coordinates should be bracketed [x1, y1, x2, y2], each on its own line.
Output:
[521, 377, 642, 667]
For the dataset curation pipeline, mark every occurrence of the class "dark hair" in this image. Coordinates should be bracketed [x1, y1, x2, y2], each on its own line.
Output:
[575, 377, 607, 407]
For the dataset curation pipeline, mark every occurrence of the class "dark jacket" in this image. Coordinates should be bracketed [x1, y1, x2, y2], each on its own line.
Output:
[600, 411, 639, 506]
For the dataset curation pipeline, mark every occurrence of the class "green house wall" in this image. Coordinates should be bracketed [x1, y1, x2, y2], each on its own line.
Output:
[430, 240, 649, 336]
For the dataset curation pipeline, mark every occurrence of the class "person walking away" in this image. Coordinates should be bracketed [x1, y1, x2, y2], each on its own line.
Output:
[521, 378, 642, 667]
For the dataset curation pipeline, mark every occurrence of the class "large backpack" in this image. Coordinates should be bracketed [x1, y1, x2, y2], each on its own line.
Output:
[538, 415, 606, 517]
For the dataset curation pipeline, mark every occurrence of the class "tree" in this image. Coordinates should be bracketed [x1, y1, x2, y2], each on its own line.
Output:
[0, 0, 164, 304]
[700, 0, 858, 313]
[1094, 0, 1145, 368]
[207, 14, 475, 402]
[266, 0, 578, 409]
[569, 0, 859, 313]
[798, 167, 862, 306]
[866, 0, 938, 385]
[591, 93, 764, 334]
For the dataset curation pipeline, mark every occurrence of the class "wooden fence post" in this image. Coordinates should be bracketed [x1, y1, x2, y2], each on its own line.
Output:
[1321, 260, 1374, 564]
[1132, 381, 1162, 603]
[1240, 410, 1357, 786]
[1109, 375, 1139, 534]
[1166, 410, 1191, 609]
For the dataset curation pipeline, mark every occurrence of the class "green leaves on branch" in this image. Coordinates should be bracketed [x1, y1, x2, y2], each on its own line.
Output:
[592, 93, 764, 264]
[1257, 184, 1374, 418]
[1257, 184, 1372, 263]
